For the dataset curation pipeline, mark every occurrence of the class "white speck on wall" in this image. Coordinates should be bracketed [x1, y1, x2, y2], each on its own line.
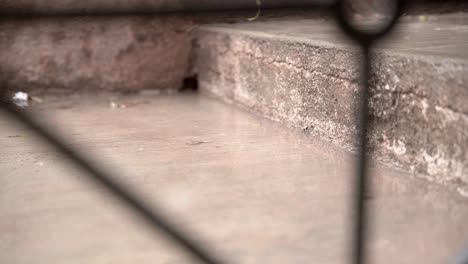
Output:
[421, 149, 452, 177]
[420, 98, 429, 121]
[435, 105, 459, 123]
[385, 137, 406, 155]
[12, 91, 29, 108]
[392, 74, 400, 84]
[457, 187, 468, 198]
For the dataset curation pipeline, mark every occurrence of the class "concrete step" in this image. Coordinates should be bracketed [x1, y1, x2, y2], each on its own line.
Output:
[194, 14, 468, 195]
[1, 93, 468, 263]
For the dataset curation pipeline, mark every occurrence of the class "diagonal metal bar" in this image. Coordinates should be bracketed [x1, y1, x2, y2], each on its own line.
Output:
[0, 102, 226, 264]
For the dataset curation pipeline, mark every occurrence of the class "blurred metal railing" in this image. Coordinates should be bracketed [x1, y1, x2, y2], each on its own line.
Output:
[0, 1, 407, 264]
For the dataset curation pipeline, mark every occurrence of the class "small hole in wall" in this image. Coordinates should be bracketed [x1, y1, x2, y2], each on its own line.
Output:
[181, 75, 198, 91]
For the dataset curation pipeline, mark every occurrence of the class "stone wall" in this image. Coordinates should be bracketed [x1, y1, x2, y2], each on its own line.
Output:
[0, 0, 465, 94]
[0, 16, 193, 93]
[195, 25, 468, 193]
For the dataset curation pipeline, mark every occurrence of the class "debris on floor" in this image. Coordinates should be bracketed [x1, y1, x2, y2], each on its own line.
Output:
[247, 0, 261, 21]
[109, 99, 127, 109]
[31, 96, 43, 104]
[109, 98, 151, 109]
[12, 91, 29, 108]
[186, 139, 209, 146]
[7, 134, 28, 138]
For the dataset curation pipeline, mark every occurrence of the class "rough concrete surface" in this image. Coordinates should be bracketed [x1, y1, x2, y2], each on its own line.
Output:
[0, 16, 193, 93]
[1, 0, 465, 94]
[194, 16, 468, 194]
[0, 8, 328, 95]
[1, 93, 468, 263]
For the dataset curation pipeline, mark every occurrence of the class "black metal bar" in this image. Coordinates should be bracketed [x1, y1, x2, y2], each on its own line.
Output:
[352, 45, 371, 264]
[0, 103, 226, 264]
[333, 2, 406, 263]
[0, 1, 333, 19]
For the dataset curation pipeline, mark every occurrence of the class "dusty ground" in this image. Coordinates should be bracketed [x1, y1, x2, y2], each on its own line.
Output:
[1, 92, 467, 264]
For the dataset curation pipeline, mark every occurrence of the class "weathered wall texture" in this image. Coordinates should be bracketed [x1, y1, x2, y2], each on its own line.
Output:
[0, 16, 194, 93]
[0, 0, 465, 94]
[195, 28, 468, 193]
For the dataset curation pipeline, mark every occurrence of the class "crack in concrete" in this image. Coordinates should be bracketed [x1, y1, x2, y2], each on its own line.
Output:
[231, 45, 358, 84]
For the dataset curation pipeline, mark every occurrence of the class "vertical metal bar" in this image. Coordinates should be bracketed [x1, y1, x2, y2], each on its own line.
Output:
[352, 45, 371, 264]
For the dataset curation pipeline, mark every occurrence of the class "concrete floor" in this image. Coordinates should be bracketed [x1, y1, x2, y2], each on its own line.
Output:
[1, 93, 467, 264]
